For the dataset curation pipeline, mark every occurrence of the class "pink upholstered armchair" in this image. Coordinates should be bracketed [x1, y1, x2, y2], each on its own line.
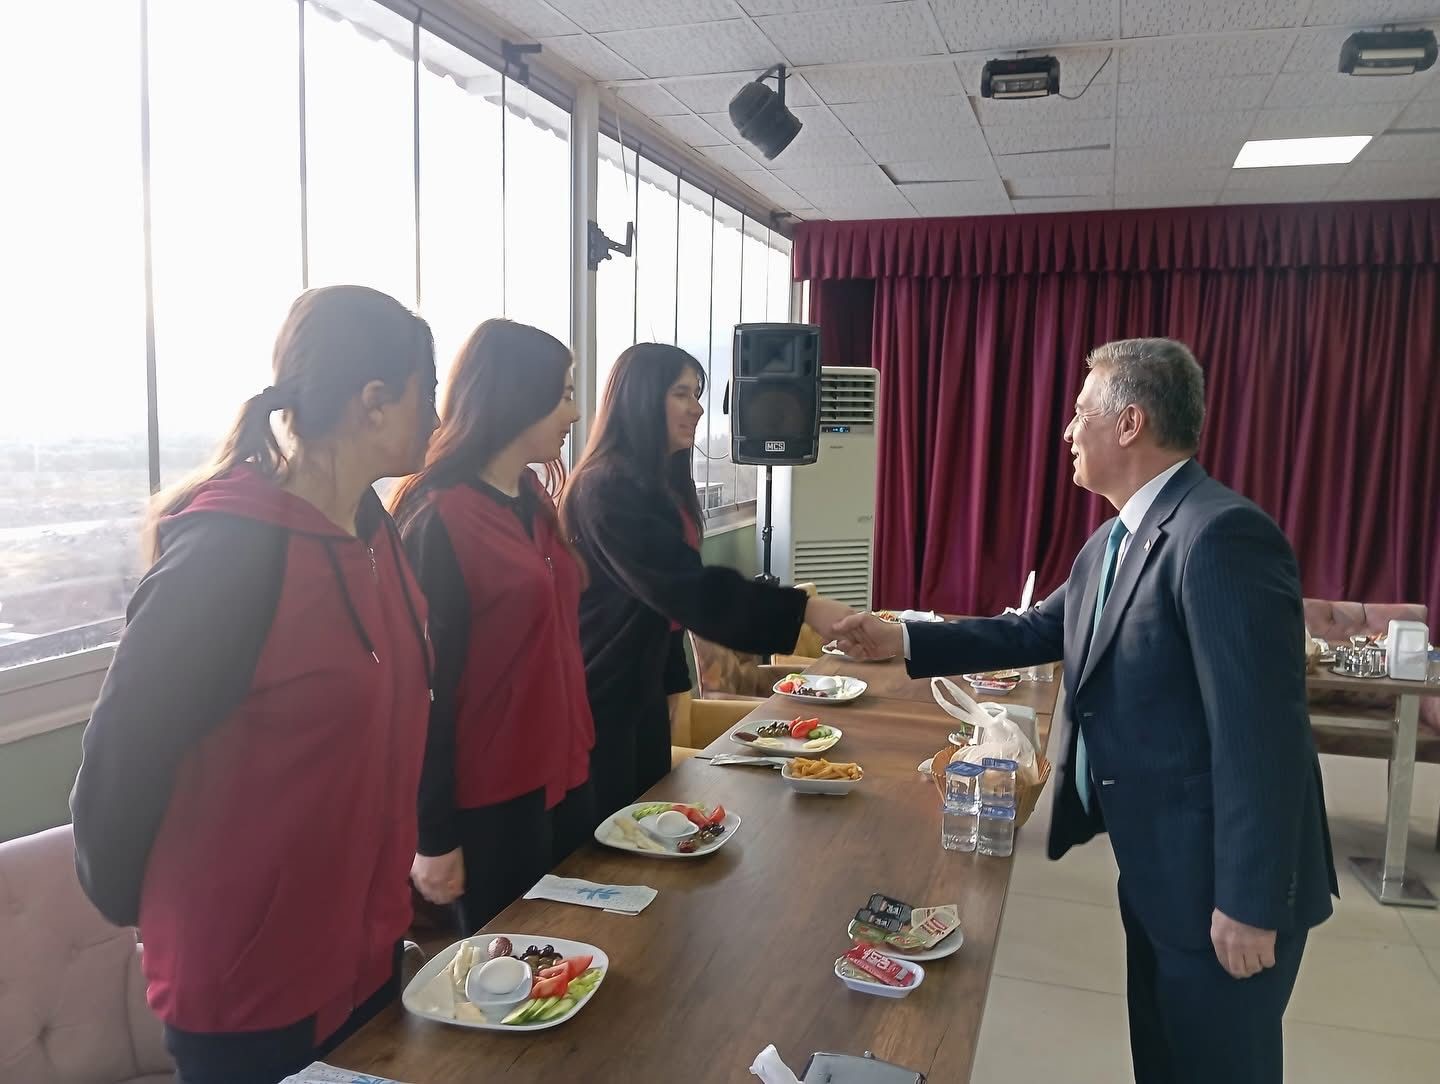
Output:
[0, 825, 171, 1084]
[1303, 599, 1439, 737]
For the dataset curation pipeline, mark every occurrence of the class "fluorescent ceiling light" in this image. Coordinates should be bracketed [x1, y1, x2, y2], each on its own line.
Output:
[1233, 135, 1371, 168]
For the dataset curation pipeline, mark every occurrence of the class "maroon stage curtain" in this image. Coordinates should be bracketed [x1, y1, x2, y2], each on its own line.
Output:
[795, 203, 1440, 625]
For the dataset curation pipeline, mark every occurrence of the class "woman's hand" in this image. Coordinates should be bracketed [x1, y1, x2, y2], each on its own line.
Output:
[804, 595, 856, 642]
[411, 848, 465, 906]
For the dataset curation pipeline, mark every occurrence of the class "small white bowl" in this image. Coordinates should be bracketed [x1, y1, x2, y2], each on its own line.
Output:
[464, 959, 533, 1011]
[833, 955, 926, 999]
[638, 811, 698, 849]
[780, 761, 864, 795]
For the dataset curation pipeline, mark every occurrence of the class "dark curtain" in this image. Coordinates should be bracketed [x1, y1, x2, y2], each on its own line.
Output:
[794, 203, 1440, 624]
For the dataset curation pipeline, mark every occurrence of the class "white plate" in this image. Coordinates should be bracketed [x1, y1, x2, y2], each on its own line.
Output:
[881, 925, 965, 963]
[730, 723, 843, 757]
[872, 609, 942, 624]
[822, 641, 896, 663]
[773, 676, 868, 704]
[780, 759, 863, 795]
[403, 934, 608, 1031]
[594, 804, 742, 859]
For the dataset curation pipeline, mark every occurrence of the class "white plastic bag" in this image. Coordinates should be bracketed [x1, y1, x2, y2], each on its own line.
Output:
[930, 676, 1039, 783]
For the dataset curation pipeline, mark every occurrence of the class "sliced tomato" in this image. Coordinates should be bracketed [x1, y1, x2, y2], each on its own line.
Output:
[704, 804, 727, 827]
[538, 963, 570, 981]
[674, 804, 710, 829]
[777, 681, 797, 693]
[562, 955, 593, 977]
[530, 975, 568, 1000]
[788, 718, 815, 739]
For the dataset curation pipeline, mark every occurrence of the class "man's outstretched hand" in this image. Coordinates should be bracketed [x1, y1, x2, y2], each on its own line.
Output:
[833, 612, 906, 661]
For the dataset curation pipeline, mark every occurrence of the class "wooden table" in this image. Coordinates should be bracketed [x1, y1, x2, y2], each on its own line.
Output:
[805, 652, 1062, 715]
[1307, 669, 1440, 908]
[333, 690, 1035, 1082]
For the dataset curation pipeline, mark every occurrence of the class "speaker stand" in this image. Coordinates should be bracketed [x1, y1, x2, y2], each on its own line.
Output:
[755, 464, 780, 587]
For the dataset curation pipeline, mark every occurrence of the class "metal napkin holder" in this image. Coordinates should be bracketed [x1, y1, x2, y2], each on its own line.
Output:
[801, 1051, 926, 1083]
[1331, 643, 1388, 678]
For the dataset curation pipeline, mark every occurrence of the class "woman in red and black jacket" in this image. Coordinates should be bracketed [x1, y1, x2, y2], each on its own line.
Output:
[561, 344, 854, 821]
[392, 319, 594, 934]
[70, 286, 438, 1084]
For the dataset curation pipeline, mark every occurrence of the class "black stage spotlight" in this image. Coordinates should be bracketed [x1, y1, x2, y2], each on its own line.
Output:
[729, 64, 802, 160]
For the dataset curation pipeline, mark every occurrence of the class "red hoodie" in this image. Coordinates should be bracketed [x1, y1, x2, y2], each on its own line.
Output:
[72, 468, 432, 1040]
[399, 472, 593, 855]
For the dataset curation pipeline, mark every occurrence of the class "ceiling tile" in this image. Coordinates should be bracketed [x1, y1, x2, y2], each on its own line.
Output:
[668, 73, 819, 114]
[1265, 71, 1420, 107]
[857, 126, 991, 164]
[1118, 37, 1284, 82]
[700, 143, 769, 172]
[832, 95, 979, 134]
[973, 82, 1117, 125]
[931, 0, 1116, 52]
[654, 112, 730, 146]
[1115, 190, 1220, 208]
[1227, 164, 1350, 189]
[997, 147, 1114, 177]
[537, 34, 644, 80]
[1118, 74, 1273, 115]
[1305, 2, 1440, 25]
[1114, 166, 1233, 192]
[1012, 195, 1116, 212]
[955, 46, 1117, 96]
[1117, 111, 1255, 147]
[984, 118, 1113, 155]
[544, 0, 744, 33]
[1398, 98, 1440, 127]
[1326, 178, 1440, 199]
[740, 1, 900, 12]
[1361, 130, 1440, 160]
[1248, 103, 1403, 139]
[730, 169, 805, 202]
[1285, 26, 1373, 73]
[756, 111, 875, 167]
[1343, 158, 1440, 184]
[805, 61, 965, 105]
[615, 82, 689, 116]
[819, 203, 921, 220]
[754, 1, 947, 66]
[699, 109, 748, 143]
[600, 19, 779, 77]
[1219, 187, 1330, 204]
[465, 0, 581, 37]
[901, 181, 1013, 216]
[771, 162, 894, 195]
[1122, 0, 1309, 36]
[1116, 143, 1242, 170]
[1007, 174, 1113, 196]
[884, 159, 998, 182]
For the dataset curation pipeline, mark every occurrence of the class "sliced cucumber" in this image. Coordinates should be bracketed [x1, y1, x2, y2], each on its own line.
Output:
[540, 997, 576, 1021]
[502, 1001, 534, 1025]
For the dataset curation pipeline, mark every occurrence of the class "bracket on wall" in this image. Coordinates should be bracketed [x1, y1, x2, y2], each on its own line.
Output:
[587, 220, 634, 271]
[501, 41, 542, 85]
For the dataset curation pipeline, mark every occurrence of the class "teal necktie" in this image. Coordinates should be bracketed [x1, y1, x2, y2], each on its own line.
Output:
[1075, 518, 1129, 812]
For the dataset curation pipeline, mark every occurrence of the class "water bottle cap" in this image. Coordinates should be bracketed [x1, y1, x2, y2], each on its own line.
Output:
[981, 757, 1019, 771]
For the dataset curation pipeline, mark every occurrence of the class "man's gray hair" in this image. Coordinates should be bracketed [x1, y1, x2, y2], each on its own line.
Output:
[1085, 338, 1205, 452]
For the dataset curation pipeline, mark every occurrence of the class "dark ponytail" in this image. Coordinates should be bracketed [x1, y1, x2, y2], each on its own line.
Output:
[143, 286, 433, 564]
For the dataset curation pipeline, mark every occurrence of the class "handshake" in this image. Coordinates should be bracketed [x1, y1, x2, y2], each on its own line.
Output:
[802, 598, 908, 662]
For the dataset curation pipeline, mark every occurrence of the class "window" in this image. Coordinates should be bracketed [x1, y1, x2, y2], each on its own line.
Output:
[0, 0, 575, 676]
[594, 138, 793, 517]
[148, 0, 303, 481]
[0, 0, 149, 669]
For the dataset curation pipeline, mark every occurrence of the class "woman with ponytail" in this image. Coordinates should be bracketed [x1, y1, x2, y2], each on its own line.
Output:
[71, 285, 438, 1084]
[392, 319, 594, 933]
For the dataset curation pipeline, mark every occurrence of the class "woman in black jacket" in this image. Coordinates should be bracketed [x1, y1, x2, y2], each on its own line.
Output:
[560, 343, 852, 819]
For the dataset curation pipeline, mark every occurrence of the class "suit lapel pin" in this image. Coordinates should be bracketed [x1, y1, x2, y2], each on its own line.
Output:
[1144, 539, 1152, 552]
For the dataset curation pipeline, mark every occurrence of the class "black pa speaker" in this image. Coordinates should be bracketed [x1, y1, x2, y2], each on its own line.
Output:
[730, 323, 821, 466]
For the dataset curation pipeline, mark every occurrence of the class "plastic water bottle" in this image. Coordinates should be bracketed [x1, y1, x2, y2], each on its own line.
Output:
[980, 758, 1019, 808]
[941, 761, 983, 852]
[977, 803, 1017, 857]
[942, 803, 979, 852]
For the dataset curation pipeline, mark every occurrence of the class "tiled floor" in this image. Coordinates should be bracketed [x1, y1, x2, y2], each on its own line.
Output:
[972, 753, 1440, 1082]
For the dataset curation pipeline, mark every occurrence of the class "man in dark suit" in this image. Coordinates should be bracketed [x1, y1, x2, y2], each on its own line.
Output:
[836, 338, 1336, 1084]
